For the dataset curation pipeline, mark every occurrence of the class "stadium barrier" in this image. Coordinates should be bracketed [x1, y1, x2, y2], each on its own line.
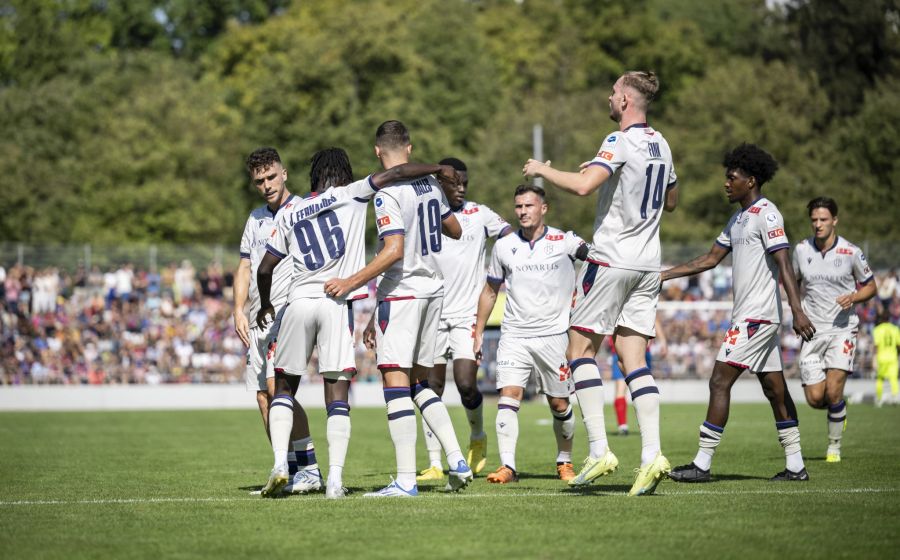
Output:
[0, 379, 877, 411]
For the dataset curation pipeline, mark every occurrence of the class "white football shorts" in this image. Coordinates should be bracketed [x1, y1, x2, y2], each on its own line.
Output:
[716, 320, 782, 373]
[244, 307, 283, 391]
[274, 298, 358, 381]
[434, 316, 477, 365]
[375, 297, 441, 369]
[798, 329, 857, 385]
[570, 262, 659, 337]
[495, 332, 572, 398]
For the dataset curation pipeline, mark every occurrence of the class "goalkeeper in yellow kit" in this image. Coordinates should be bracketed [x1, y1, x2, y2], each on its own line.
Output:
[872, 310, 900, 406]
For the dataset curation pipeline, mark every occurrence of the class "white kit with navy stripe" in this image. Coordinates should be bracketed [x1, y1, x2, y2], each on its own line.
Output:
[586, 123, 677, 272]
[239, 197, 296, 323]
[434, 200, 510, 319]
[266, 177, 377, 302]
[793, 236, 874, 334]
[716, 197, 790, 324]
[373, 175, 452, 300]
[487, 226, 585, 337]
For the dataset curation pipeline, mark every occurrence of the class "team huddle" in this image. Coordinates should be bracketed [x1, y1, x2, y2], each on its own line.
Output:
[233, 71, 878, 499]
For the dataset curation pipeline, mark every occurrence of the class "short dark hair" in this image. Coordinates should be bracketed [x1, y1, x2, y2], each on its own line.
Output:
[309, 148, 354, 192]
[246, 147, 282, 176]
[439, 157, 467, 172]
[375, 120, 411, 150]
[514, 184, 546, 200]
[807, 196, 838, 218]
[722, 143, 779, 187]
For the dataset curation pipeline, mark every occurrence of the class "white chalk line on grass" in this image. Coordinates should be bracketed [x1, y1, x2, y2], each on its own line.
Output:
[1, 487, 897, 506]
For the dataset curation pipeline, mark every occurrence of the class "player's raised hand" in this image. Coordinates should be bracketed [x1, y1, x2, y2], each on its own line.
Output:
[835, 293, 855, 310]
[522, 159, 551, 178]
[436, 165, 460, 186]
[324, 277, 354, 299]
[792, 309, 816, 342]
[233, 310, 250, 347]
[363, 315, 377, 351]
[255, 304, 275, 330]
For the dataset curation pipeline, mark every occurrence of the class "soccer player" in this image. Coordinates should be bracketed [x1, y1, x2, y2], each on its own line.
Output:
[257, 146, 463, 499]
[233, 147, 299, 484]
[523, 70, 677, 495]
[662, 143, 816, 483]
[416, 157, 512, 483]
[324, 120, 473, 497]
[873, 310, 900, 406]
[473, 184, 588, 483]
[793, 197, 877, 462]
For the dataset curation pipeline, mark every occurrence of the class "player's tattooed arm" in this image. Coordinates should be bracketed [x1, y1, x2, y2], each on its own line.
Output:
[772, 248, 815, 342]
[661, 242, 730, 282]
[255, 251, 282, 329]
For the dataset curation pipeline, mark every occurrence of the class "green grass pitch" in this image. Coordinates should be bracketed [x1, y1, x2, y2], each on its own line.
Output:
[1, 401, 898, 559]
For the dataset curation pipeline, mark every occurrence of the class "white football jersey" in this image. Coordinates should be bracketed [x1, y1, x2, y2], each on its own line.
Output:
[487, 226, 585, 337]
[716, 198, 790, 324]
[586, 124, 677, 272]
[266, 177, 377, 302]
[239, 197, 296, 322]
[374, 175, 452, 300]
[434, 200, 511, 319]
[793, 236, 873, 333]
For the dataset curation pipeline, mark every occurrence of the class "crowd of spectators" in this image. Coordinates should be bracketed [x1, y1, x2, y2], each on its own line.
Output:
[1, 261, 898, 386]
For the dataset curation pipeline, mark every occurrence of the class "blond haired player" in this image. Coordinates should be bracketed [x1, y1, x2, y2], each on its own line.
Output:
[524, 71, 677, 495]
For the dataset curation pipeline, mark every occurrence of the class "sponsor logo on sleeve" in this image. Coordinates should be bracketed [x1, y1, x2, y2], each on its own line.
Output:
[597, 151, 614, 161]
[374, 196, 383, 208]
[606, 134, 617, 144]
[767, 228, 785, 239]
[377, 216, 391, 227]
[765, 212, 779, 224]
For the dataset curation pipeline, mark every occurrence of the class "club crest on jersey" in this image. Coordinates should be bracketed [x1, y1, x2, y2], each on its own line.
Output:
[834, 258, 843, 267]
[544, 244, 555, 255]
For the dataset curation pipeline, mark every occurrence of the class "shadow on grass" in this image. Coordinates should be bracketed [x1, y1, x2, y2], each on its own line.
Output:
[710, 473, 769, 481]
[561, 484, 634, 495]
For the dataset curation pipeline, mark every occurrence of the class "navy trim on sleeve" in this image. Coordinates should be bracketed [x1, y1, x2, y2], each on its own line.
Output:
[766, 243, 790, 254]
[240, 252, 251, 259]
[586, 161, 614, 175]
[265, 244, 287, 259]
[860, 275, 875, 285]
[441, 209, 452, 221]
[379, 229, 405, 239]
[486, 275, 504, 285]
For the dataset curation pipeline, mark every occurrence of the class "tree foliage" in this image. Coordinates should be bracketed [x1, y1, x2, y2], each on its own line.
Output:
[0, 0, 897, 249]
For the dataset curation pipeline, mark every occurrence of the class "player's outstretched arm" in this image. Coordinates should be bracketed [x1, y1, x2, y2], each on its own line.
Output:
[255, 251, 283, 329]
[473, 280, 501, 363]
[772, 248, 815, 342]
[523, 159, 610, 196]
[661, 242, 729, 283]
[324, 235, 404, 299]
[370, 163, 459, 189]
[233, 257, 252, 347]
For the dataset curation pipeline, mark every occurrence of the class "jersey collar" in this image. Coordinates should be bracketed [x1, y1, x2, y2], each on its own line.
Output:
[517, 225, 548, 249]
[809, 235, 839, 256]
[623, 122, 649, 132]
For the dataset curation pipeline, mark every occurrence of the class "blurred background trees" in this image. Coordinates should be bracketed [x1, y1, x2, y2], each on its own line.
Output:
[1, 0, 897, 247]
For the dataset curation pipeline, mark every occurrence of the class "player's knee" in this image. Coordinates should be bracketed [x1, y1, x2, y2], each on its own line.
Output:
[804, 394, 826, 409]
[708, 375, 731, 396]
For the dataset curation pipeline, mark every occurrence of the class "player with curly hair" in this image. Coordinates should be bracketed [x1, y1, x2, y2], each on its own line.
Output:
[662, 143, 816, 482]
